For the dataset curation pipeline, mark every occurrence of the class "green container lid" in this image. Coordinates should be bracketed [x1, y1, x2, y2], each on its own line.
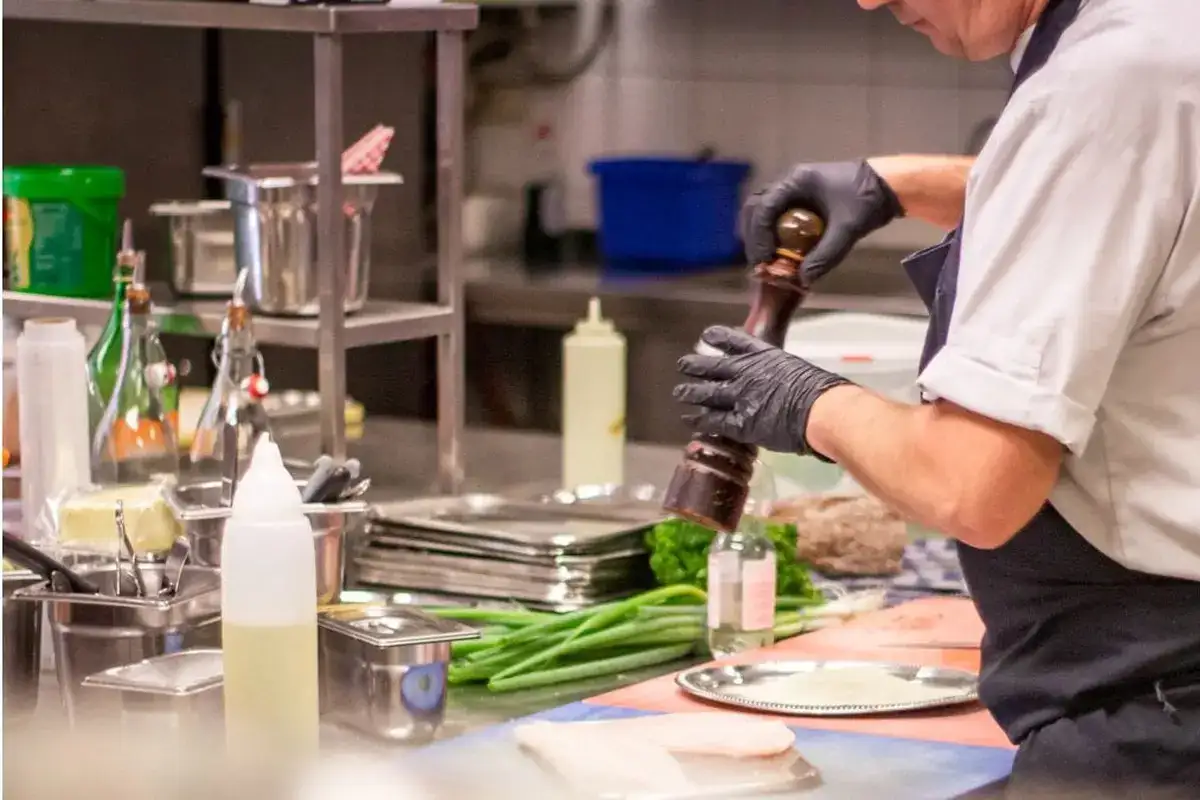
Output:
[2, 165, 125, 200]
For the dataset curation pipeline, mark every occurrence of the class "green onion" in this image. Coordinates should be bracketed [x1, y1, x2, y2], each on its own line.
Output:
[424, 607, 554, 628]
[489, 586, 706, 683]
[488, 643, 695, 693]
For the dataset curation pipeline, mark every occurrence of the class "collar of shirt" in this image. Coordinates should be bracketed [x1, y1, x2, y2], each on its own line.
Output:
[1010, 24, 1035, 72]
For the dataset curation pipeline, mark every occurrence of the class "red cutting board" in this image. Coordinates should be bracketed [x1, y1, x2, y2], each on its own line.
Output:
[589, 597, 1012, 750]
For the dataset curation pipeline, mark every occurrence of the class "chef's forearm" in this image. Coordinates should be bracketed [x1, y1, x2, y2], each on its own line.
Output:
[867, 155, 974, 230]
[803, 384, 1060, 550]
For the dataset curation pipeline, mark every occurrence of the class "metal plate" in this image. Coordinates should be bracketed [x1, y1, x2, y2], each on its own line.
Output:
[369, 491, 666, 554]
[675, 660, 979, 717]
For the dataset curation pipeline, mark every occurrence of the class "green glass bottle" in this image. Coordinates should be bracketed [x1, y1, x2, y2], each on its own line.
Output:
[86, 221, 178, 440]
[91, 270, 180, 485]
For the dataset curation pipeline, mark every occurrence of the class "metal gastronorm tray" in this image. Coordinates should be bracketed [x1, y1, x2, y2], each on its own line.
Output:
[368, 492, 666, 555]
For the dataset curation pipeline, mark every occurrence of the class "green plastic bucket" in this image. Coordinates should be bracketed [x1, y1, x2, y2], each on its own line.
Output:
[3, 165, 125, 299]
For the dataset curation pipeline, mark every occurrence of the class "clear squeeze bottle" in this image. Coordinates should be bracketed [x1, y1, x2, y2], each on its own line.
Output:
[220, 434, 319, 761]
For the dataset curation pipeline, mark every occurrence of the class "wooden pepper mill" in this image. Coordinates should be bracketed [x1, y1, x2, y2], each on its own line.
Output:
[662, 209, 825, 533]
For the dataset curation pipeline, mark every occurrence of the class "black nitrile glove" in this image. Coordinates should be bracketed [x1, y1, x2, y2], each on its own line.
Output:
[674, 326, 852, 459]
[742, 160, 903, 282]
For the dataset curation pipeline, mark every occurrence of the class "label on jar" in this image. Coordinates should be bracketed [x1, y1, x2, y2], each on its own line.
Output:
[707, 550, 739, 629]
[741, 553, 777, 632]
[707, 551, 777, 631]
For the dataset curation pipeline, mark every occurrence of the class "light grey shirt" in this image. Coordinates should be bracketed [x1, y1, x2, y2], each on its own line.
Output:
[918, 0, 1200, 579]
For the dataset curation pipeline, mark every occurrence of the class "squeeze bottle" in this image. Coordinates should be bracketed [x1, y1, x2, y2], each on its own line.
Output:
[221, 434, 318, 760]
[561, 297, 626, 487]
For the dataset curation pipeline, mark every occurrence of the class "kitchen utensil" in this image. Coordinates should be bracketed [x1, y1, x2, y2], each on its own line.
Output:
[3, 569, 44, 725]
[168, 478, 366, 605]
[339, 477, 371, 501]
[663, 209, 824, 534]
[82, 649, 224, 742]
[317, 604, 478, 743]
[3, 532, 99, 593]
[309, 465, 352, 505]
[162, 537, 191, 598]
[11, 564, 222, 725]
[301, 455, 336, 503]
[202, 163, 403, 317]
[149, 200, 237, 298]
[675, 660, 980, 717]
[343, 458, 361, 481]
[115, 502, 148, 598]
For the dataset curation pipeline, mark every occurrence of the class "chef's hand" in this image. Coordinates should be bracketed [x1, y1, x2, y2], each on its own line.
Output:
[742, 160, 903, 282]
[674, 326, 851, 458]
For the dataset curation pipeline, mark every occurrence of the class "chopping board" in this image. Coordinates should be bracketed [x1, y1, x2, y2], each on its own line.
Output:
[408, 703, 1014, 800]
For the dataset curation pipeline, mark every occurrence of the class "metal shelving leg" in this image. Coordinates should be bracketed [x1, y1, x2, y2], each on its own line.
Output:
[435, 30, 465, 493]
[314, 32, 348, 461]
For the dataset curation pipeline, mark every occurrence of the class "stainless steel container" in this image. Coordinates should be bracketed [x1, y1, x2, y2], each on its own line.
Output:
[82, 648, 224, 739]
[168, 479, 367, 605]
[3, 569, 43, 725]
[203, 163, 403, 317]
[317, 605, 478, 743]
[12, 564, 222, 725]
[150, 200, 238, 298]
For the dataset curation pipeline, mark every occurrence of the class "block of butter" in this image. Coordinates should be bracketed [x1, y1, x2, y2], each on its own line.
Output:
[57, 482, 182, 556]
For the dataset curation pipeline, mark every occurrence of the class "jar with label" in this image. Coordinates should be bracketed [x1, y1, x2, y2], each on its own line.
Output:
[707, 462, 778, 658]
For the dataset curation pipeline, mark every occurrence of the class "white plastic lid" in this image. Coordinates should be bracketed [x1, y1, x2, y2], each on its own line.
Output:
[21, 317, 80, 343]
[230, 433, 304, 520]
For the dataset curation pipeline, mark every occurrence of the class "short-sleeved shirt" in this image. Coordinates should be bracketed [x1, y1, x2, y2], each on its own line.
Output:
[917, 0, 1200, 579]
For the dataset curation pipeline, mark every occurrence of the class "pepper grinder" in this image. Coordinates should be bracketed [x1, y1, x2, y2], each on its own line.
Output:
[662, 209, 825, 533]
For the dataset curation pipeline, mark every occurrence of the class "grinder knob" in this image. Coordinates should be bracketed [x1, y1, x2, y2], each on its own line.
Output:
[775, 209, 825, 263]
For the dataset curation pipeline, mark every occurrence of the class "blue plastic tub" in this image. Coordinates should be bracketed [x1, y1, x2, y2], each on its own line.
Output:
[589, 157, 752, 272]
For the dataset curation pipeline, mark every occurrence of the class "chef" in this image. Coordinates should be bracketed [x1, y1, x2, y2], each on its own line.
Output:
[673, 0, 1200, 796]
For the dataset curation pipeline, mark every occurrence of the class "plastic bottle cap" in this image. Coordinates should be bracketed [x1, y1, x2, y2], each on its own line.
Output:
[230, 433, 305, 519]
[573, 297, 615, 336]
[22, 317, 79, 343]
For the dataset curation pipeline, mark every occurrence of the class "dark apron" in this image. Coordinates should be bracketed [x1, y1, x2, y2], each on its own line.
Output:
[900, 1, 1200, 795]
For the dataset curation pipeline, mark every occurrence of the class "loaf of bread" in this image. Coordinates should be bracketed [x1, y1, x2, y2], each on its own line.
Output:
[770, 494, 907, 577]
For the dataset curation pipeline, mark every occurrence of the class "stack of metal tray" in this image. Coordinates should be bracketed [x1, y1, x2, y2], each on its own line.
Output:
[351, 485, 666, 611]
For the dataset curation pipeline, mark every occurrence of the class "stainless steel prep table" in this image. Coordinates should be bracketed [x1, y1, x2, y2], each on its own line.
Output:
[15, 419, 690, 747]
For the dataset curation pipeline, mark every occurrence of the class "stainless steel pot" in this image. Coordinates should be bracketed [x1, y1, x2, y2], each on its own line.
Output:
[149, 200, 238, 298]
[12, 564, 222, 726]
[202, 163, 403, 317]
[3, 570, 43, 725]
[168, 479, 367, 605]
[317, 605, 478, 743]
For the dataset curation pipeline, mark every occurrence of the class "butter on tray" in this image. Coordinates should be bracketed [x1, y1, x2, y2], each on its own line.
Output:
[56, 482, 181, 556]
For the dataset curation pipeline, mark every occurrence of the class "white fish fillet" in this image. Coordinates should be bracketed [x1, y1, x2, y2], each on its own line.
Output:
[514, 713, 798, 796]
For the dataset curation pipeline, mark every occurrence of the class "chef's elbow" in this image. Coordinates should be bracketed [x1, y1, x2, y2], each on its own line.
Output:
[936, 494, 1044, 550]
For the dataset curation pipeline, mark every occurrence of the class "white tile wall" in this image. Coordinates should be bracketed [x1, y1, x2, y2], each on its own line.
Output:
[471, 0, 1013, 230]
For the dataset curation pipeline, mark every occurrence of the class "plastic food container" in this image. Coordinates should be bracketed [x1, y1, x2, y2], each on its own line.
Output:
[3, 165, 125, 299]
[317, 604, 478, 743]
[588, 157, 751, 272]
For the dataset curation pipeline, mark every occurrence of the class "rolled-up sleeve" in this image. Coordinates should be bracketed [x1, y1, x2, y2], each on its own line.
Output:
[918, 67, 1185, 454]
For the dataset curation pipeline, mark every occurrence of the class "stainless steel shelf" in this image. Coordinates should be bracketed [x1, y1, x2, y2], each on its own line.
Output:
[3, 0, 478, 33]
[2, 290, 453, 349]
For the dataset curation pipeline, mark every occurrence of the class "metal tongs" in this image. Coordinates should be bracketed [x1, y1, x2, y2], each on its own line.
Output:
[114, 501, 147, 598]
[301, 455, 369, 504]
